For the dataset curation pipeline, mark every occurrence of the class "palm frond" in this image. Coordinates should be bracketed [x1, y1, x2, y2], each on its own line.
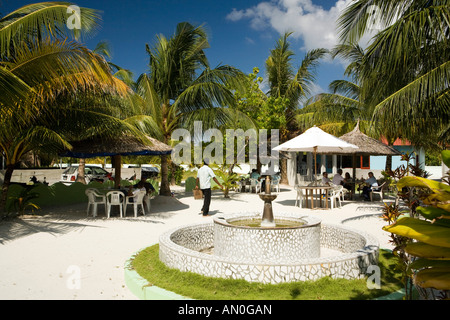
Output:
[0, 66, 31, 110]
[0, 1, 101, 56]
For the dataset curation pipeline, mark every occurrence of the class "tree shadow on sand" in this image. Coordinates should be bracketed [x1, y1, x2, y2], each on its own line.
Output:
[0, 195, 193, 243]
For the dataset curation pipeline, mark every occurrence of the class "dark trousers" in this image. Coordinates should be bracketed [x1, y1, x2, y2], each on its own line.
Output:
[363, 186, 371, 199]
[201, 188, 211, 215]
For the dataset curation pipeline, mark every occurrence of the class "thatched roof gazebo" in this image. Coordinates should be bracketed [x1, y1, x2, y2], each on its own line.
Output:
[338, 122, 402, 156]
[64, 135, 173, 158]
[338, 122, 402, 186]
[60, 135, 172, 188]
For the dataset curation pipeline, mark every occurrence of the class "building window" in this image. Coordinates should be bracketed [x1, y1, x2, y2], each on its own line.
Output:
[361, 156, 370, 169]
[341, 155, 370, 169]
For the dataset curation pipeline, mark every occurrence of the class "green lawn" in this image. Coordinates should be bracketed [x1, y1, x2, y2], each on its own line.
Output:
[131, 245, 404, 300]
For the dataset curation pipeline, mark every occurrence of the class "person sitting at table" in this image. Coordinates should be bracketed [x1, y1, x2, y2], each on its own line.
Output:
[128, 180, 152, 213]
[127, 180, 147, 199]
[250, 169, 261, 180]
[343, 172, 353, 198]
[131, 176, 155, 195]
[362, 172, 378, 200]
[321, 172, 331, 186]
[332, 169, 345, 186]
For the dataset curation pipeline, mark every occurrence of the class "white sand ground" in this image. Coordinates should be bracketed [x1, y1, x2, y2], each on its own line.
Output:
[0, 185, 395, 300]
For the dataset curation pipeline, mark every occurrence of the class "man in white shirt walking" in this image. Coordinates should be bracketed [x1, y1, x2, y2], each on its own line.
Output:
[195, 159, 223, 216]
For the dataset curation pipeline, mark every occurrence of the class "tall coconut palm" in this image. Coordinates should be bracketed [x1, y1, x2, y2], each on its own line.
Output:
[337, 0, 450, 149]
[0, 3, 136, 211]
[297, 42, 404, 170]
[265, 32, 327, 183]
[297, 43, 367, 136]
[134, 22, 246, 196]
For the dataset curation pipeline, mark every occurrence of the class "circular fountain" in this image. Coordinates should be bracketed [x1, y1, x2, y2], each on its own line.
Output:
[159, 176, 379, 284]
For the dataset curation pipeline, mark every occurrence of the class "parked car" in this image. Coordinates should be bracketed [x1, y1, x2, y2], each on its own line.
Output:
[141, 167, 159, 180]
[60, 165, 112, 184]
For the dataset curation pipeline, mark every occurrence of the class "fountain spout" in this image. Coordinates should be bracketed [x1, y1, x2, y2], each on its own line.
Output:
[260, 175, 277, 227]
[265, 175, 271, 194]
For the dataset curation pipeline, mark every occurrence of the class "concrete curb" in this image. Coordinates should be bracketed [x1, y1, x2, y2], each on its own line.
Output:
[124, 249, 192, 300]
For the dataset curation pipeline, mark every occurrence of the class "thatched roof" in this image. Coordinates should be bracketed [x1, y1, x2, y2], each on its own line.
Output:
[61, 135, 173, 158]
[338, 122, 402, 156]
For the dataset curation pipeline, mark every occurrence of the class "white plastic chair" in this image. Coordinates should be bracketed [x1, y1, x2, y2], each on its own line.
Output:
[371, 182, 386, 201]
[294, 184, 305, 208]
[328, 186, 342, 210]
[341, 187, 350, 201]
[237, 180, 246, 193]
[106, 191, 124, 218]
[249, 178, 261, 193]
[271, 176, 280, 193]
[85, 189, 106, 217]
[124, 190, 146, 217]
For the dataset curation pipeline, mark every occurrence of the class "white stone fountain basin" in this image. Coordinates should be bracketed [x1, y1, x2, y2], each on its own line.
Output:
[159, 212, 379, 284]
[214, 213, 321, 263]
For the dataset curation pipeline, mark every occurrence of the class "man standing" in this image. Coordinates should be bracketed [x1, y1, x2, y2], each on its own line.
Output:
[195, 159, 223, 216]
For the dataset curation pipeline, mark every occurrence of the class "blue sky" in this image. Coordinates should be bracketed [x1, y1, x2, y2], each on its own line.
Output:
[1, 0, 356, 100]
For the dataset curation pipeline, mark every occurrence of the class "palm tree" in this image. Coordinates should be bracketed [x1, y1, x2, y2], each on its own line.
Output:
[134, 22, 245, 196]
[265, 32, 327, 182]
[337, 0, 450, 149]
[0, 3, 136, 211]
[297, 43, 366, 136]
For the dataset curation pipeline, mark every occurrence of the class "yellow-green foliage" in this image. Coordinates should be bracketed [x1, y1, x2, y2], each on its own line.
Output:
[383, 150, 450, 291]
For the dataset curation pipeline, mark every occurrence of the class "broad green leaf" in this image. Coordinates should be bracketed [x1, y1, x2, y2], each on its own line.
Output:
[442, 150, 450, 168]
[434, 218, 450, 228]
[414, 268, 450, 290]
[397, 176, 450, 194]
[416, 206, 450, 220]
[437, 203, 450, 212]
[405, 242, 450, 260]
[409, 259, 450, 271]
[383, 217, 450, 248]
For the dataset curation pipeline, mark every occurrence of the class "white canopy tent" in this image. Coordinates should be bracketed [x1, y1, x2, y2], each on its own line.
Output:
[273, 126, 359, 180]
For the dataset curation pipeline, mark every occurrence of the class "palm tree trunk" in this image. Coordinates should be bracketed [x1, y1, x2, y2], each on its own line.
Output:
[113, 155, 121, 189]
[0, 164, 15, 213]
[76, 158, 87, 184]
[385, 154, 393, 172]
[160, 154, 171, 196]
[170, 161, 177, 185]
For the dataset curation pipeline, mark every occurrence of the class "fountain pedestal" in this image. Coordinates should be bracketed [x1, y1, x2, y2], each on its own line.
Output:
[260, 194, 277, 227]
[260, 175, 277, 227]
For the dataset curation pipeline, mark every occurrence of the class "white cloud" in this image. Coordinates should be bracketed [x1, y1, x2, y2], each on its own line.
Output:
[226, 0, 355, 51]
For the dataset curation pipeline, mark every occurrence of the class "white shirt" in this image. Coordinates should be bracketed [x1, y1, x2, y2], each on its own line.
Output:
[322, 176, 331, 185]
[332, 174, 345, 185]
[366, 176, 378, 187]
[197, 165, 216, 189]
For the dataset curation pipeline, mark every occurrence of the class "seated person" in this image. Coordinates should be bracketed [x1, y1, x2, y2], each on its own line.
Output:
[127, 180, 147, 198]
[343, 172, 353, 196]
[272, 172, 281, 181]
[133, 177, 156, 195]
[321, 172, 331, 186]
[250, 169, 261, 180]
[332, 169, 345, 186]
[362, 172, 378, 200]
